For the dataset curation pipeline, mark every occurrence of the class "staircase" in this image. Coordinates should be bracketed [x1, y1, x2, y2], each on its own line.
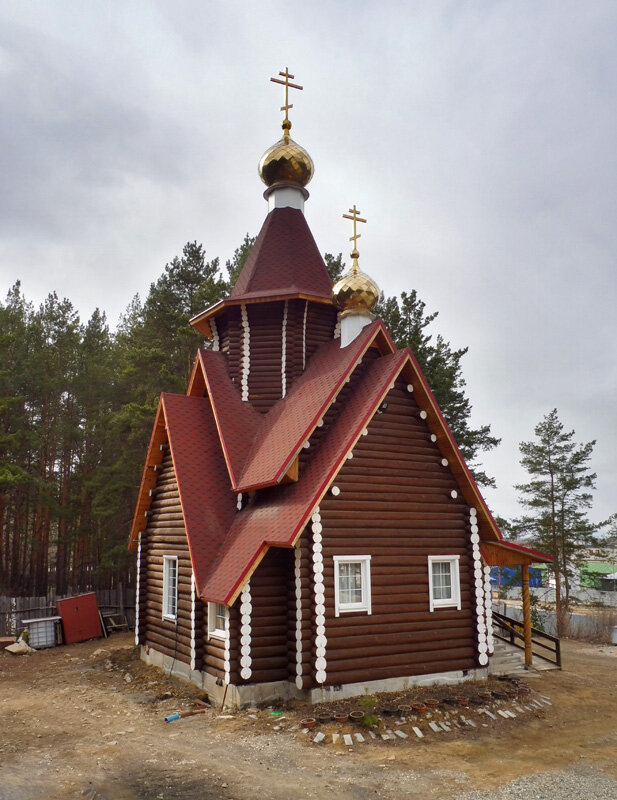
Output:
[488, 639, 527, 676]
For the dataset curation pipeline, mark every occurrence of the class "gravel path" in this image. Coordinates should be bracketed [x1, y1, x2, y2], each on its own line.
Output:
[453, 765, 617, 800]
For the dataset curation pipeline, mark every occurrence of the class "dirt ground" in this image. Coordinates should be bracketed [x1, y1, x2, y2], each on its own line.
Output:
[1, 635, 616, 800]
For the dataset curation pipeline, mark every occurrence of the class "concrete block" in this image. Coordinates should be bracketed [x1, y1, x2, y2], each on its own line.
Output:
[354, 732, 365, 743]
[369, 730, 378, 739]
[439, 722, 451, 731]
[331, 733, 340, 744]
[429, 721, 441, 732]
[343, 734, 353, 746]
[497, 710, 509, 718]
[412, 726, 424, 738]
[464, 718, 476, 728]
[394, 730, 408, 739]
[313, 731, 326, 743]
[483, 710, 497, 720]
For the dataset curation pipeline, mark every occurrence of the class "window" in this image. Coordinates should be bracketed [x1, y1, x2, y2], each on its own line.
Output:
[333, 555, 371, 616]
[162, 556, 178, 620]
[208, 602, 228, 639]
[428, 555, 461, 612]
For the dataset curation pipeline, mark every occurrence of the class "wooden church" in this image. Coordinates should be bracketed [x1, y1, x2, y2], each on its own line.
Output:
[129, 71, 551, 706]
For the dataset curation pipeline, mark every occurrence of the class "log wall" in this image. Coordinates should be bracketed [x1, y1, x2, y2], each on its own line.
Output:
[217, 307, 242, 389]
[300, 347, 380, 473]
[142, 446, 198, 667]
[241, 548, 294, 684]
[316, 375, 477, 686]
[247, 303, 284, 413]
[304, 303, 337, 363]
[213, 300, 337, 415]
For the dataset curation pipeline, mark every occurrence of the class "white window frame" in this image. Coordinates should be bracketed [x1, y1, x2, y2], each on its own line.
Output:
[162, 555, 178, 621]
[333, 555, 372, 617]
[207, 602, 228, 640]
[428, 555, 461, 612]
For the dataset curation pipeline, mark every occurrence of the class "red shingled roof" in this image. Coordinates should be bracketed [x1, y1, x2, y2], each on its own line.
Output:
[187, 321, 395, 493]
[192, 350, 261, 487]
[127, 393, 237, 593]
[230, 207, 333, 301]
[131, 326, 519, 601]
[162, 394, 237, 594]
[237, 321, 394, 491]
[189, 208, 335, 335]
[202, 349, 411, 605]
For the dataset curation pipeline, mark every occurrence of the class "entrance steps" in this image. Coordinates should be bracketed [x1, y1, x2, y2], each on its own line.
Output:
[488, 639, 527, 675]
[489, 638, 558, 674]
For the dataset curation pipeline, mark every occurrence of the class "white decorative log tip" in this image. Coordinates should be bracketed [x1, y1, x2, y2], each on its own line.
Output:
[406, 384, 413, 392]
[331, 486, 340, 496]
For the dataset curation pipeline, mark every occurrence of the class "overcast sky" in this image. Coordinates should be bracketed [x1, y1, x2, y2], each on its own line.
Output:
[1, 1, 616, 528]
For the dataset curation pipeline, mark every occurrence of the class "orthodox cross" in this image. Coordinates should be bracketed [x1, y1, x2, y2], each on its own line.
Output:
[343, 204, 367, 256]
[270, 67, 303, 126]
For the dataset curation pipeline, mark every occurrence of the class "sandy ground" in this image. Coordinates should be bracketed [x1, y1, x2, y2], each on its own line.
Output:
[1, 635, 616, 800]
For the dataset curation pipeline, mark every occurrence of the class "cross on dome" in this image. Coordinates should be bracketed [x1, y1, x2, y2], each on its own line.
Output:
[332, 203, 379, 316]
[270, 67, 303, 132]
[342, 204, 367, 265]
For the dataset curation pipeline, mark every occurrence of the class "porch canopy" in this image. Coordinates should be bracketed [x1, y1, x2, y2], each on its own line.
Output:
[481, 540, 553, 668]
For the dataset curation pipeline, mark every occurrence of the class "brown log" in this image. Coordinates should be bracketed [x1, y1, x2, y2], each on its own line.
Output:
[320, 658, 475, 686]
[203, 653, 226, 671]
[247, 668, 289, 683]
[324, 644, 476, 672]
[145, 631, 191, 660]
[324, 630, 473, 658]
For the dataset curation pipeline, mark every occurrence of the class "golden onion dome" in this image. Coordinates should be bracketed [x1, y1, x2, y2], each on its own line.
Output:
[332, 252, 380, 313]
[258, 123, 314, 188]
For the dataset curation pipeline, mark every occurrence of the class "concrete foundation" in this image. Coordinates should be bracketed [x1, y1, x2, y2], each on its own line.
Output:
[141, 646, 488, 708]
[308, 667, 489, 704]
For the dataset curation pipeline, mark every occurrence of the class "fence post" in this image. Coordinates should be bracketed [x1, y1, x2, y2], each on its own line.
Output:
[119, 582, 125, 618]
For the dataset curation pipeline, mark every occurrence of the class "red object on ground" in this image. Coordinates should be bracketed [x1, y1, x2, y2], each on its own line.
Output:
[56, 592, 103, 644]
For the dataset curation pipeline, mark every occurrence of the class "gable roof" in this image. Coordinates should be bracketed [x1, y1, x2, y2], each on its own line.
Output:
[131, 321, 511, 601]
[190, 208, 335, 336]
[128, 393, 236, 595]
[187, 320, 396, 494]
[201, 341, 511, 606]
[202, 349, 411, 605]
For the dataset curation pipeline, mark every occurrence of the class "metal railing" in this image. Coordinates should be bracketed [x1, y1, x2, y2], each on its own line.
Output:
[493, 610, 562, 668]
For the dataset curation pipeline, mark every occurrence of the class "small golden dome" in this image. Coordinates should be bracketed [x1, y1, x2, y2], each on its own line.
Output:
[332, 256, 380, 313]
[258, 129, 314, 188]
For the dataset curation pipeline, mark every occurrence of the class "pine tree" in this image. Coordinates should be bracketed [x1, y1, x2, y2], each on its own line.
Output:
[514, 409, 598, 631]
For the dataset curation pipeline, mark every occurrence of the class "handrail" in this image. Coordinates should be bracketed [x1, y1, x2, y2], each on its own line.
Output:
[493, 610, 561, 668]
